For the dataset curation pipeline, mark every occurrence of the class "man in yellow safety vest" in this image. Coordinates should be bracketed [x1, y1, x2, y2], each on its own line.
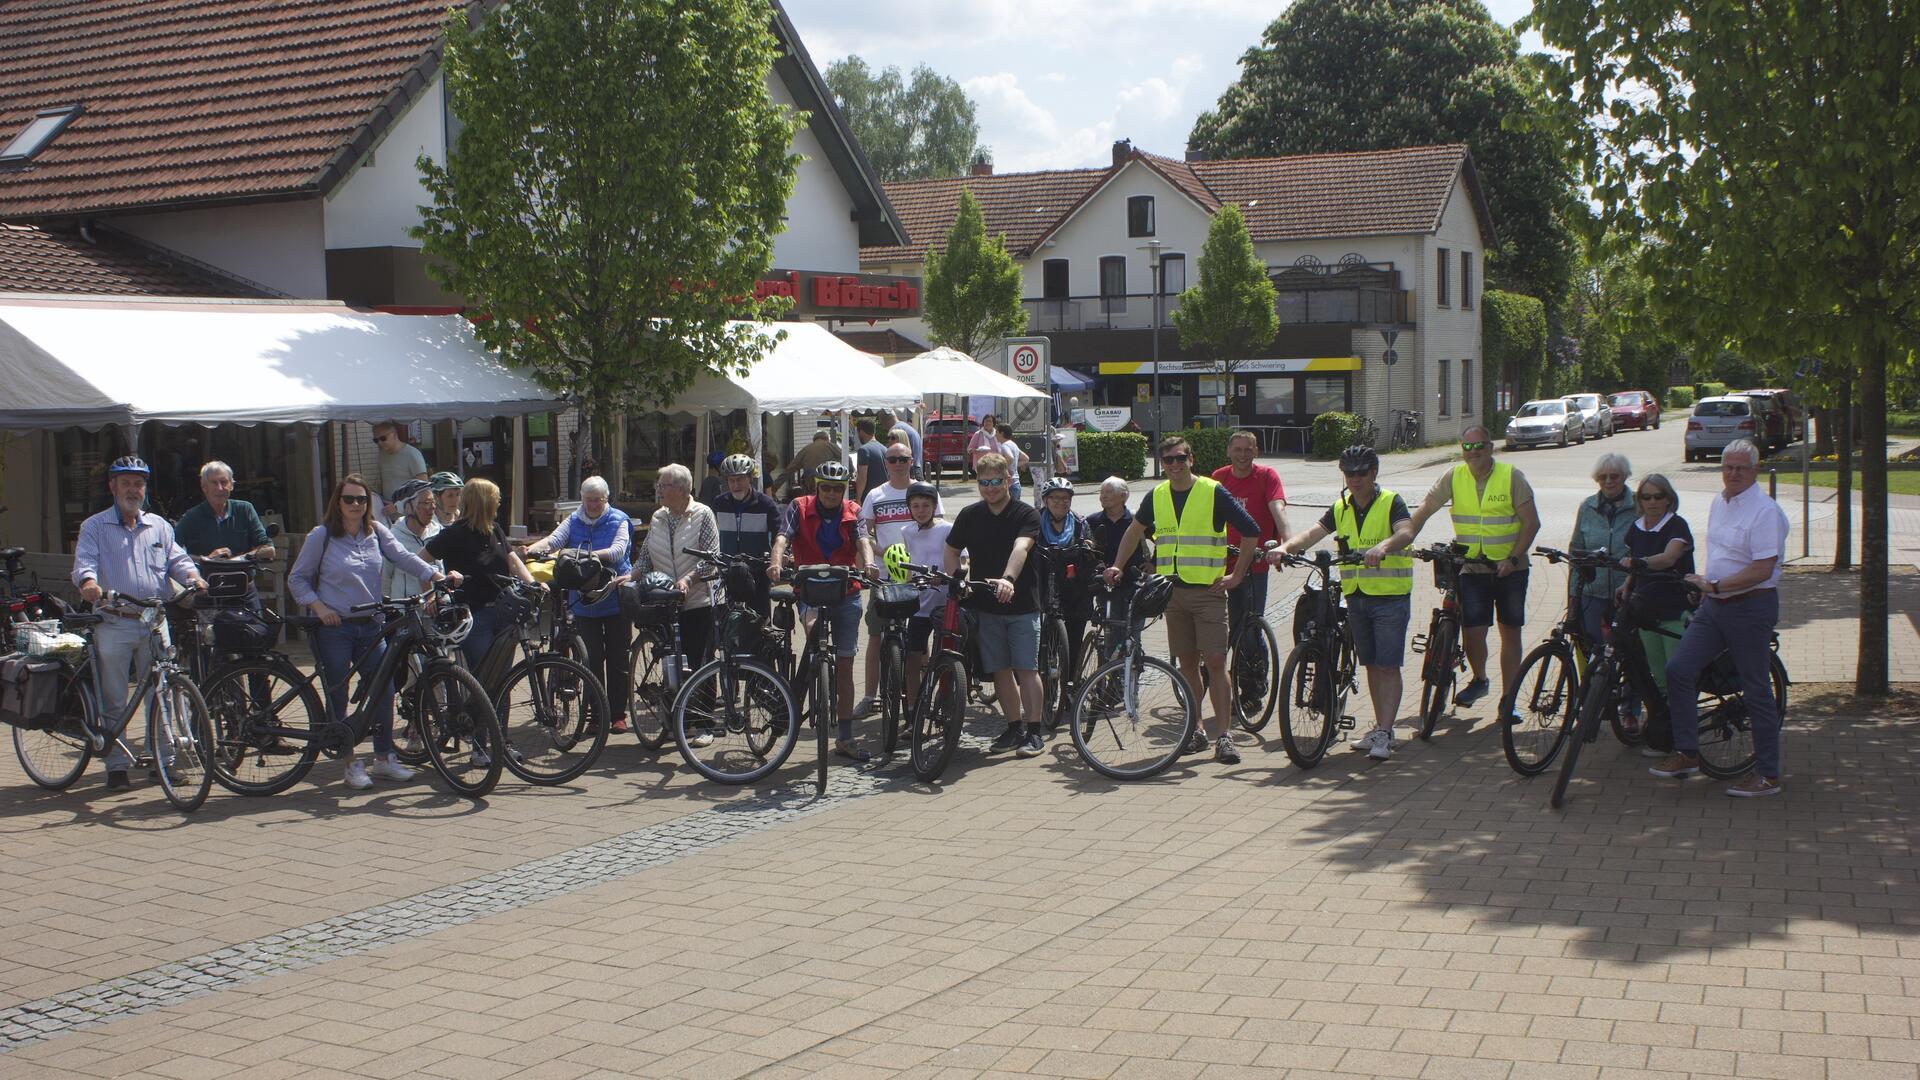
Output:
[1408, 425, 1541, 722]
[1105, 435, 1259, 765]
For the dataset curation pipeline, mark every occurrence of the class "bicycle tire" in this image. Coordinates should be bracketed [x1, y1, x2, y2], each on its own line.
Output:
[495, 653, 609, 785]
[202, 656, 323, 796]
[417, 661, 504, 798]
[12, 672, 93, 790]
[1417, 616, 1458, 741]
[879, 636, 906, 757]
[1551, 664, 1614, 809]
[627, 637, 673, 751]
[910, 654, 967, 781]
[1503, 641, 1578, 776]
[1069, 653, 1196, 781]
[1038, 616, 1070, 728]
[672, 657, 799, 784]
[1694, 652, 1782, 779]
[1278, 642, 1336, 769]
[153, 670, 214, 812]
[1608, 682, 1647, 747]
[1232, 616, 1280, 733]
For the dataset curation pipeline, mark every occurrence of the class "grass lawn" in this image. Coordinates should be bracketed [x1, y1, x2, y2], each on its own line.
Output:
[1801, 468, 1920, 495]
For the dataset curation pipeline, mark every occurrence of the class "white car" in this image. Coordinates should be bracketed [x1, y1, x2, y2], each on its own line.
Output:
[1505, 399, 1584, 449]
[1567, 393, 1614, 438]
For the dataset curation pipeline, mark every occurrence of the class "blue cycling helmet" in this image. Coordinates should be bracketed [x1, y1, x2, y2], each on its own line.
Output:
[107, 455, 151, 477]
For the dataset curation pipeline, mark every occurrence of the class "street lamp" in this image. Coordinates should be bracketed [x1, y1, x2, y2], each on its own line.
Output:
[1140, 240, 1163, 477]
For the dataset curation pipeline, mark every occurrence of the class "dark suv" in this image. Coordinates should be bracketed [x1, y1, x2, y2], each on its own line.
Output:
[1741, 389, 1802, 448]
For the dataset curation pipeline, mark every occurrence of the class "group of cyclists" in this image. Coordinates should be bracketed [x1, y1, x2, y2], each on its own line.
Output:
[21, 414, 1792, 804]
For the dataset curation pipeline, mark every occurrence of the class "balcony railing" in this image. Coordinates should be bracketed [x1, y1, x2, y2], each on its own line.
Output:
[1275, 288, 1408, 325]
[1023, 286, 1407, 332]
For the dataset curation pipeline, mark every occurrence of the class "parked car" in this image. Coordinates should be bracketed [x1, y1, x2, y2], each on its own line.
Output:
[921, 413, 972, 476]
[1567, 393, 1615, 439]
[1733, 392, 1786, 450]
[1608, 389, 1661, 431]
[1505, 398, 1584, 449]
[1684, 396, 1759, 461]
[1741, 388, 1802, 448]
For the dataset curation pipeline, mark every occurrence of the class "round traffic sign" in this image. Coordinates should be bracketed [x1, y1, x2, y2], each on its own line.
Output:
[1382, 348, 1399, 367]
[1012, 345, 1040, 376]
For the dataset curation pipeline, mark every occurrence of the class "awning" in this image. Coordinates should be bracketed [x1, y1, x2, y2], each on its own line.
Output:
[670, 321, 922, 414]
[1051, 367, 1093, 392]
[886, 346, 1049, 400]
[0, 297, 565, 430]
[1096, 356, 1363, 376]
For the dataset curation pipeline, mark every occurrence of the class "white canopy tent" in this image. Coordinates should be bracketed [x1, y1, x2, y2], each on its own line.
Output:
[884, 346, 1049, 401]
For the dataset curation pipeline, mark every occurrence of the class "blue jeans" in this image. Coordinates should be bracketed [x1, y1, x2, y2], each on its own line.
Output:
[1666, 591, 1782, 777]
[1576, 594, 1640, 718]
[1347, 593, 1411, 667]
[312, 619, 394, 756]
[95, 616, 165, 771]
[460, 604, 499, 670]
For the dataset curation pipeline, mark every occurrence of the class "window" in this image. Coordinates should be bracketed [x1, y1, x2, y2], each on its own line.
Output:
[1461, 250, 1474, 309]
[0, 105, 82, 165]
[1128, 195, 1155, 237]
[1304, 376, 1348, 414]
[1159, 253, 1185, 295]
[1438, 359, 1453, 416]
[1042, 259, 1069, 300]
[1461, 358, 1474, 415]
[1099, 255, 1127, 314]
[1436, 247, 1451, 308]
[1253, 378, 1297, 417]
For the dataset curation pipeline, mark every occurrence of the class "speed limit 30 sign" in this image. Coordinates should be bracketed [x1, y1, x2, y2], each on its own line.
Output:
[1005, 336, 1049, 387]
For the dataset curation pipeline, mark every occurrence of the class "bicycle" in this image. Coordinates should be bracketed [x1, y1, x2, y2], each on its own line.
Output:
[1503, 546, 1611, 776]
[2, 543, 68, 625]
[624, 577, 706, 752]
[1355, 414, 1380, 450]
[1228, 576, 1282, 734]
[1548, 559, 1785, 809]
[781, 564, 866, 793]
[862, 568, 922, 758]
[459, 576, 611, 785]
[896, 562, 998, 782]
[1388, 409, 1423, 452]
[11, 592, 214, 811]
[1407, 543, 1497, 741]
[1273, 549, 1366, 769]
[667, 549, 800, 785]
[1067, 573, 1200, 781]
[1035, 542, 1098, 730]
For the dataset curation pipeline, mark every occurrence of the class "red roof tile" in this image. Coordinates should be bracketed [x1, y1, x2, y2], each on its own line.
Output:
[0, 222, 268, 296]
[860, 169, 1108, 265]
[0, 0, 451, 219]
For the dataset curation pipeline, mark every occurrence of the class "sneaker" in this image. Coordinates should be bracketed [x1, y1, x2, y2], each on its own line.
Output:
[850, 696, 878, 720]
[1016, 730, 1046, 758]
[989, 724, 1024, 752]
[106, 770, 130, 791]
[1354, 728, 1393, 760]
[368, 755, 416, 782]
[1183, 727, 1209, 755]
[688, 729, 716, 749]
[1452, 678, 1490, 708]
[1726, 774, 1782, 798]
[1647, 752, 1700, 778]
[472, 747, 491, 768]
[1214, 735, 1241, 765]
[343, 759, 373, 789]
[609, 717, 630, 735]
[1639, 744, 1668, 759]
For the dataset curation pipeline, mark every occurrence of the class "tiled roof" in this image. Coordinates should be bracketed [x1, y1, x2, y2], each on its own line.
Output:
[863, 144, 1491, 266]
[0, 0, 452, 219]
[0, 222, 267, 296]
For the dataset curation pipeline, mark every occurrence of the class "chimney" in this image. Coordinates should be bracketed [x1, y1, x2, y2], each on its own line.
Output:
[969, 159, 993, 177]
[1112, 138, 1133, 167]
[1185, 149, 1210, 163]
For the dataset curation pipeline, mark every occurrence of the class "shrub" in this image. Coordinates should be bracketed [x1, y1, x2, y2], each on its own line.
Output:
[1075, 431, 1147, 481]
[1695, 381, 1728, 400]
[1665, 386, 1695, 409]
[1182, 427, 1233, 475]
[1482, 291, 1547, 418]
[1311, 412, 1367, 459]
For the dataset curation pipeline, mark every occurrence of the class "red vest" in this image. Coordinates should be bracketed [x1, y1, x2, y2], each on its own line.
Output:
[789, 495, 862, 577]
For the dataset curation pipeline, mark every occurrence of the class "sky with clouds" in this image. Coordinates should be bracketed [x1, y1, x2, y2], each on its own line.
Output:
[787, 0, 1538, 174]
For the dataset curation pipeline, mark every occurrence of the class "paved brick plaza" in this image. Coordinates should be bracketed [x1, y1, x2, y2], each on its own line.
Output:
[1, 571, 1915, 1079]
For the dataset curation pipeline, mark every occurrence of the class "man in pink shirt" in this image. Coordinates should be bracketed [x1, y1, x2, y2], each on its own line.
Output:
[1212, 430, 1289, 688]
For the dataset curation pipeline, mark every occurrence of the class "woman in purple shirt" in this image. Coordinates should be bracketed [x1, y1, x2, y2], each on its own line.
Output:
[289, 473, 451, 790]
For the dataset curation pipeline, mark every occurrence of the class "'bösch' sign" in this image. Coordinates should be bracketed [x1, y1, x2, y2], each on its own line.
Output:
[755, 270, 921, 317]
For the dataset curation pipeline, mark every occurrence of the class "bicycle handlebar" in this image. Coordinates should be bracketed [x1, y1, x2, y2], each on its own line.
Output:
[1412, 543, 1500, 568]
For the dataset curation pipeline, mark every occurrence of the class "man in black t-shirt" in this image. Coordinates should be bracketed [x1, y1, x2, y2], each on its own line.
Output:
[944, 452, 1046, 757]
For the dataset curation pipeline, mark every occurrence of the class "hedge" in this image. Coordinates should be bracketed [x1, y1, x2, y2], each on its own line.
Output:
[1665, 386, 1695, 409]
[1694, 381, 1728, 400]
[1182, 427, 1233, 475]
[1075, 431, 1147, 481]
[1482, 290, 1547, 419]
[1311, 412, 1368, 459]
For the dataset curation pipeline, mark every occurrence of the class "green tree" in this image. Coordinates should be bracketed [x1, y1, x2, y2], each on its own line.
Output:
[824, 56, 981, 181]
[1531, 0, 1919, 695]
[1481, 290, 1546, 417]
[413, 0, 800, 473]
[922, 190, 1026, 357]
[1170, 204, 1278, 416]
[1189, 0, 1580, 309]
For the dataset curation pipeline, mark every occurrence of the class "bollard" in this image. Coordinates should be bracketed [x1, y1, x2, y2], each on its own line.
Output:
[1769, 467, 1777, 500]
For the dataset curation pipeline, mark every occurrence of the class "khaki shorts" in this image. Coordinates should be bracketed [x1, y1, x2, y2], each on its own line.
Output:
[1165, 585, 1228, 657]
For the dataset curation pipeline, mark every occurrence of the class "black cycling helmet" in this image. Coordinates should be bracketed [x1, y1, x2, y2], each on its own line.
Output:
[391, 478, 431, 509]
[813, 460, 850, 484]
[720, 453, 757, 477]
[107, 455, 151, 477]
[1338, 445, 1379, 475]
[904, 481, 940, 504]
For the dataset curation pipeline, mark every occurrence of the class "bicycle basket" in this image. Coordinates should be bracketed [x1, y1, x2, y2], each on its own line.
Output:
[1130, 575, 1173, 620]
[793, 564, 852, 608]
[551, 550, 608, 593]
[198, 558, 256, 601]
[212, 608, 279, 654]
[870, 582, 920, 620]
[0, 654, 63, 731]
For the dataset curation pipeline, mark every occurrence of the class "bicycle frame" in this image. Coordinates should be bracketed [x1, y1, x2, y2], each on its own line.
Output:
[73, 603, 183, 764]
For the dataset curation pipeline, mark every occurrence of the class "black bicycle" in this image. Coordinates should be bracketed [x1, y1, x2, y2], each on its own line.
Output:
[461, 576, 611, 785]
[1273, 549, 1366, 769]
[896, 563, 998, 782]
[1228, 576, 1282, 734]
[1504, 546, 1613, 776]
[1035, 542, 1099, 730]
[625, 577, 704, 752]
[667, 549, 800, 785]
[1068, 573, 1200, 781]
[1408, 543, 1497, 741]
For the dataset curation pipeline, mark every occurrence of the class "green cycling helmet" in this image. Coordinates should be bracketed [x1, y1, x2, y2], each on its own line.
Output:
[883, 542, 912, 583]
[429, 471, 464, 492]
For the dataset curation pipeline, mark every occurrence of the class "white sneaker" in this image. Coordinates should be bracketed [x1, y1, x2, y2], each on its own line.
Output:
[688, 729, 716, 749]
[850, 696, 877, 720]
[368, 754, 415, 782]
[1640, 745, 1668, 758]
[472, 747, 491, 768]
[1353, 728, 1393, 760]
[343, 759, 373, 790]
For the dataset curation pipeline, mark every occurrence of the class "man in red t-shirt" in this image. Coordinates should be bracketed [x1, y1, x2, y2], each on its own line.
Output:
[1211, 430, 1289, 645]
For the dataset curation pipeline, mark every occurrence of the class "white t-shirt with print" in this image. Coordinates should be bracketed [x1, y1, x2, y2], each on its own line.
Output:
[858, 482, 946, 568]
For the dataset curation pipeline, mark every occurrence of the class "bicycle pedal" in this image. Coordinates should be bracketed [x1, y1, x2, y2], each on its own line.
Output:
[1410, 634, 1428, 654]
[1335, 716, 1356, 730]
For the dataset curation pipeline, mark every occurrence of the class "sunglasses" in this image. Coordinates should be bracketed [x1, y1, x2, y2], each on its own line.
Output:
[816, 483, 846, 493]
[885, 455, 912, 464]
[1461, 441, 1490, 452]
[1638, 492, 1667, 501]
[339, 494, 370, 505]
[977, 477, 1008, 488]
[372, 435, 390, 445]
[1161, 453, 1190, 464]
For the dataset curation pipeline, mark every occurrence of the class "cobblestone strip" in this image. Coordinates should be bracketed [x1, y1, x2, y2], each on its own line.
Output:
[0, 761, 902, 1053]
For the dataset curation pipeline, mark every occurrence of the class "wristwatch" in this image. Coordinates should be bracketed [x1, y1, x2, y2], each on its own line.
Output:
[1710, 578, 1722, 595]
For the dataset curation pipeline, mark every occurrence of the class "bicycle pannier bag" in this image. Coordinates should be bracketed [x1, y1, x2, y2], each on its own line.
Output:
[0, 654, 63, 731]
[212, 609, 279, 654]
[619, 575, 682, 626]
[793, 565, 851, 608]
[871, 582, 920, 620]
[552, 550, 607, 593]
[199, 558, 256, 602]
[1291, 581, 1323, 645]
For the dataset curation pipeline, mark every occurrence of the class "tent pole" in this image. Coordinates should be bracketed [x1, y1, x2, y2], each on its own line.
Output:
[308, 424, 325, 525]
[510, 414, 528, 532]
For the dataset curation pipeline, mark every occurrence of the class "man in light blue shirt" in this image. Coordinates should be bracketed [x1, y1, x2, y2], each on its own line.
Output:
[71, 456, 205, 790]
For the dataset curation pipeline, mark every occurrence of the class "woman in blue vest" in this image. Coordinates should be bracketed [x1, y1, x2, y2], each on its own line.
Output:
[525, 476, 634, 733]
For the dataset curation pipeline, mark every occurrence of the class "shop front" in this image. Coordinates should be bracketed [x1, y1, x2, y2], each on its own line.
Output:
[1095, 356, 1362, 452]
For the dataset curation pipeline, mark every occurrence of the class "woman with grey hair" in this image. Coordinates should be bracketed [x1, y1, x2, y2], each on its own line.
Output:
[629, 465, 721, 713]
[526, 476, 634, 733]
[1568, 451, 1635, 643]
[1619, 472, 1693, 703]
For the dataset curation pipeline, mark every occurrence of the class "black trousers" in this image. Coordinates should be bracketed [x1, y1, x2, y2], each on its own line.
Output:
[576, 613, 634, 718]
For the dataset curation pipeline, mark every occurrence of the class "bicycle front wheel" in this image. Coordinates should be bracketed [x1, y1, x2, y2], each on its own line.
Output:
[673, 658, 798, 784]
[417, 662, 504, 798]
[202, 657, 322, 796]
[1503, 641, 1577, 776]
[496, 654, 609, 785]
[1038, 616, 1071, 729]
[1551, 664, 1614, 809]
[627, 637, 672, 751]
[152, 670, 214, 811]
[1417, 615, 1458, 741]
[13, 672, 93, 790]
[1070, 653, 1196, 781]
[1233, 616, 1280, 733]
[910, 654, 967, 781]
[879, 636, 906, 757]
[1278, 642, 1337, 769]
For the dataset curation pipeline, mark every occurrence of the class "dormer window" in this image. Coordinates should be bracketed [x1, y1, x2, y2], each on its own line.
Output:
[0, 105, 83, 166]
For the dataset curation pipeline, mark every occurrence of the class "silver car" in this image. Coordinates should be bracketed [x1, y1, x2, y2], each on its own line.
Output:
[1684, 396, 1759, 461]
[1505, 398, 1584, 449]
[1568, 393, 1614, 438]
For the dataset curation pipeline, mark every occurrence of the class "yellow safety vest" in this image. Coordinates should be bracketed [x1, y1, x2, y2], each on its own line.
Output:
[1152, 477, 1229, 585]
[1331, 487, 1413, 596]
[1449, 462, 1520, 560]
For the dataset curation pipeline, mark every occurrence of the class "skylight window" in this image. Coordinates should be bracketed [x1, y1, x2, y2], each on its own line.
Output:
[0, 105, 83, 166]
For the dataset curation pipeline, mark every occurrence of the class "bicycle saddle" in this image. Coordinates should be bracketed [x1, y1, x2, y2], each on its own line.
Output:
[0, 546, 25, 561]
[769, 585, 796, 606]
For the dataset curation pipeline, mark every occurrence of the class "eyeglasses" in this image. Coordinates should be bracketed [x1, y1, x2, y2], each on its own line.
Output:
[1596, 473, 1624, 482]
[885, 455, 912, 464]
[1638, 492, 1667, 502]
[339, 494, 370, 505]
[816, 483, 845, 493]
[1722, 463, 1757, 473]
[1460, 441, 1490, 452]
[977, 477, 1008, 488]
[1161, 453, 1190, 464]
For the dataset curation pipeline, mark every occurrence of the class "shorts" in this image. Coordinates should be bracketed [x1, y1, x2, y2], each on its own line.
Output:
[1347, 593, 1412, 667]
[905, 616, 935, 655]
[799, 595, 863, 657]
[973, 609, 1039, 673]
[1165, 585, 1228, 657]
[863, 590, 889, 637]
[1458, 569, 1528, 628]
